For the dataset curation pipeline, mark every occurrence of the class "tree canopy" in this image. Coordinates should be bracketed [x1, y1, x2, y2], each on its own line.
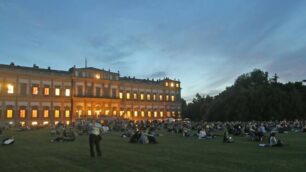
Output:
[182, 69, 306, 121]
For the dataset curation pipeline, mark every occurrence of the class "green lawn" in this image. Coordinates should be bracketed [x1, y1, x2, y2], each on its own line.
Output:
[0, 129, 305, 172]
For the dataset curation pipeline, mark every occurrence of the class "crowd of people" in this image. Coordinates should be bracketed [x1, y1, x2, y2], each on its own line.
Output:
[1, 118, 306, 154]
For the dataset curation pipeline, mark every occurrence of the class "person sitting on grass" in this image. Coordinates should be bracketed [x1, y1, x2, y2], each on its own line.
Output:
[50, 128, 76, 142]
[198, 128, 209, 139]
[223, 129, 234, 143]
[268, 132, 283, 147]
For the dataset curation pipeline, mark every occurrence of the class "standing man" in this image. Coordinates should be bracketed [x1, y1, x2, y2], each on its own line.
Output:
[89, 120, 103, 157]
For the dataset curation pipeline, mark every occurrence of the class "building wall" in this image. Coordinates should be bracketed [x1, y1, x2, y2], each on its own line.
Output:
[0, 65, 181, 126]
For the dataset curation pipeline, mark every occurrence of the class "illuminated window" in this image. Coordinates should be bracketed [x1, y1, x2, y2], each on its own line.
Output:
[88, 110, 92, 116]
[95, 74, 101, 79]
[166, 95, 169, 101]
[65, 110, 70, 118]
[127, 111, 131, 118]
[176, 83, 179, 88]
[65, 89, 70, 96]
[119, 92, 123, 99]
[0, 84, 2, 92]
[165, 82, 169, 86]
[113, 111, 117, 116]
[120, 111, 124, 116]
[55, 88, 60, 96]
[159, 95, 163, 101]
[44, 87, 50, 96]
[160, 112, 163, 118]
[141, 111, 145, 117]
[7, 84, 14, 94]
[133, 93, 137, 100]
[105, 110, 110, 115]
[170, 82, 174, 87]
[134, 111, 138, 117]
[171, 95, 175, 102]
[140, 93, 144, 100]
[148, 111, 152, 117]
[78, 110, 82, 117]
[147, 94, 151, 101]
[55, 110, 60, 118]
[20, 109, 26, 118]
[154, 111, 157, 118]
[43, 110, 49, 118]
[126, 92, 130, 100]
[172, 111, 175, 117]
[32, 109, 38, 118]
[153, 94, 156, 101]
[6, 109, 13, 118]
[167, 111, 171, 117]
[32, 86, 39, 95]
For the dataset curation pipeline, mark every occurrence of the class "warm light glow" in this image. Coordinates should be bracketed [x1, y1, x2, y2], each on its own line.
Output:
[65, 89, 70, 96]
[55, 110, 60, 118]
[43, 121, 49, 125]
[140, 93, 144, 100]
[153, 94, 156, 101]
[171, 95, 175, 102]
[66, 121, 70, 125]
[20, 109, 26, 118]
[65, 110, 70, 118]
[120, 111, 124, 116]
[78, 110, 82, 117]
[7, 109, 13, 118]
[172, 111, 175, 117]
[32, 121, 38, 126]
[7, 84, 14, 94]
[141, 111, 145, 117]
[170, 82, 174, 87]
[176, 83, 179, 88]
[166, 95, 169, 101]
[44, 87, 50, 95]
[160, 112, 163, 118]
[165, 82, 169, 86]
[43, 110, 49, 118]
[113, 111, 117, 116]
[55, 88, 60, 96]
[119, 92, 123, 99]
[167, 111, 171, 117]
[126, 92, 130, 100]
[9, 121, 13, 125]
[147, 94, 151, 100]
[105, 110, 110, 115]
[95, 110, 101, 116]
[32, 86, 38, 95]
[20, 122, 25, 126]
[154, 111, 157, 118]
[32, 109, 38, 118]
[159, 95, 163, 101]
[127, 111, 131, 118]
[134, 111, 138, 117]
[88, 110, 92, 116]
[133, 93, 137, 99]
[95, 74, 101, 79]
[148, 111, 152, 117]
[55, 121, 59, 125]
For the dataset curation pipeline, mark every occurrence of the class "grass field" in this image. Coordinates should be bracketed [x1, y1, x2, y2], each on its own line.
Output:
[0, 129, 305, 172]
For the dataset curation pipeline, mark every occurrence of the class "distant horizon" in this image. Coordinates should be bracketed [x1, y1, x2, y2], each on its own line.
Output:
[1, 0, 306, 101]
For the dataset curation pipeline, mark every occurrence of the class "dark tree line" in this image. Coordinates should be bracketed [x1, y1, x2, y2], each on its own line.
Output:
[182, 69, 306, 121]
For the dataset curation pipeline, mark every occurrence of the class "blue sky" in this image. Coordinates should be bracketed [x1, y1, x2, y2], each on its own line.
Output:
[1, 0, 306, 101]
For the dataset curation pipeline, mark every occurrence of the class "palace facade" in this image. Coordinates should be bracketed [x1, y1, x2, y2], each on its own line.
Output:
[0, 63, 181, 126]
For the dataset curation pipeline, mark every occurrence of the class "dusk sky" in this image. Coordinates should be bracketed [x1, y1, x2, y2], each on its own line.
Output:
[1, 0, 306, 101]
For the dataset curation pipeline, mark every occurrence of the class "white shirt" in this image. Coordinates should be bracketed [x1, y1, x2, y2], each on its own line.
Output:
[90, 122, 102, 136]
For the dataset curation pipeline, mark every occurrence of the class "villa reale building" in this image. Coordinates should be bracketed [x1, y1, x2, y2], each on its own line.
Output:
[0, 63, 181, 126]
